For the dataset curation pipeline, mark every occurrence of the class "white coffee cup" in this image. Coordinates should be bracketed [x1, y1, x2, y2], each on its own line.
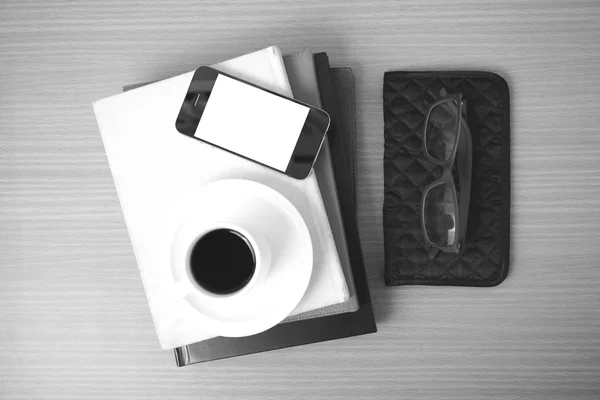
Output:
[168, 221, 272, 303]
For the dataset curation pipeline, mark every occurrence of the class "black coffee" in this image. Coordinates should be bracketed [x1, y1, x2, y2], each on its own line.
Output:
[189, 229, 256, 295]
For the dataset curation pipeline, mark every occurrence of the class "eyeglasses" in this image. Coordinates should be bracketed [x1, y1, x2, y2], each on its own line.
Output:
[421, 93, 472, 259]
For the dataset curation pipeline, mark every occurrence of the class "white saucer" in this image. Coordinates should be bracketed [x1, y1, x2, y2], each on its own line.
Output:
[169, 179, 313, 337]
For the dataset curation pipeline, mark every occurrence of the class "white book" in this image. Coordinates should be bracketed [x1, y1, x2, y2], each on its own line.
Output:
[93, 46, 348, 349]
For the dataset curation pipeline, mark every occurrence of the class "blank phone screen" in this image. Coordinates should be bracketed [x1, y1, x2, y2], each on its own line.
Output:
[194, 74, 310, 172]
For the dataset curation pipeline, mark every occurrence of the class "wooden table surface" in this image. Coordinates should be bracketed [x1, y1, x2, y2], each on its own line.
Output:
[1, 1, 599, 399]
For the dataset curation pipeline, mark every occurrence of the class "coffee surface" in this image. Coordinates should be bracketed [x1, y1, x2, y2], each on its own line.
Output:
[189, 229, 256, 295]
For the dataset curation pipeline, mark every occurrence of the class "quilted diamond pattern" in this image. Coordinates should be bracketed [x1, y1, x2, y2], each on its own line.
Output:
[383, 72, 510, 286]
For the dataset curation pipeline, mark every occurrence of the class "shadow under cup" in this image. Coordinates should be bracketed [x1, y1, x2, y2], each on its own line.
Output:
[188, 229, 257, 295]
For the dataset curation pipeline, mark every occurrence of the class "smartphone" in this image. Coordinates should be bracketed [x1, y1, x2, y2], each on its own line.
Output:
[175, 66, 330, 179]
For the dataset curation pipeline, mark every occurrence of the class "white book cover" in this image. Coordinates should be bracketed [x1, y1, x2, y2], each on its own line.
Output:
[93, 46, 348, 349]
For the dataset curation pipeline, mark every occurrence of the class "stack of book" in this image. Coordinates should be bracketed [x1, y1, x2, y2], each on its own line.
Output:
[93, 47, 376, 366]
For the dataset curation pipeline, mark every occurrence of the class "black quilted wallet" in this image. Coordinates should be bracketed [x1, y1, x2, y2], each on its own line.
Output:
[383, 71, 510, 287]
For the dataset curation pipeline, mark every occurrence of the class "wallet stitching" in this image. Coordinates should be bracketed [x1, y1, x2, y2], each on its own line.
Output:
[383, 73, 510, 286]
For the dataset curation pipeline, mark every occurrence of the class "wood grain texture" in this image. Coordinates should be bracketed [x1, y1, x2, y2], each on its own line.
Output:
[1, 0, 600, 398]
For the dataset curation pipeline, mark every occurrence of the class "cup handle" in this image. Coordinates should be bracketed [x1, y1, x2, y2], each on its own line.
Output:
[165, 279, 195, 303]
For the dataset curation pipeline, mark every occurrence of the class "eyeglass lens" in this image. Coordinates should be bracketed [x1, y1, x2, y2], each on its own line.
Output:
[423, 183, 457, 246]
[425, 99, 460, 162]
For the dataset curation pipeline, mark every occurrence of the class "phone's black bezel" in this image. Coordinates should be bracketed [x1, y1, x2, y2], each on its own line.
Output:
[175, 66, 330, 180]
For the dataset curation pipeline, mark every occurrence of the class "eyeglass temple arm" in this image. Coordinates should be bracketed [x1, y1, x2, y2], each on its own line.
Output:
[457, 113, 472, 247]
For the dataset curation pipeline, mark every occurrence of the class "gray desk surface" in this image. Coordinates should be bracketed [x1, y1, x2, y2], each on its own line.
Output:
[1, 1, 599, 399]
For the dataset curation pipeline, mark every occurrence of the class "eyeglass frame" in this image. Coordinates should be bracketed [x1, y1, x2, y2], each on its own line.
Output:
[420, 93, 473, 258]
